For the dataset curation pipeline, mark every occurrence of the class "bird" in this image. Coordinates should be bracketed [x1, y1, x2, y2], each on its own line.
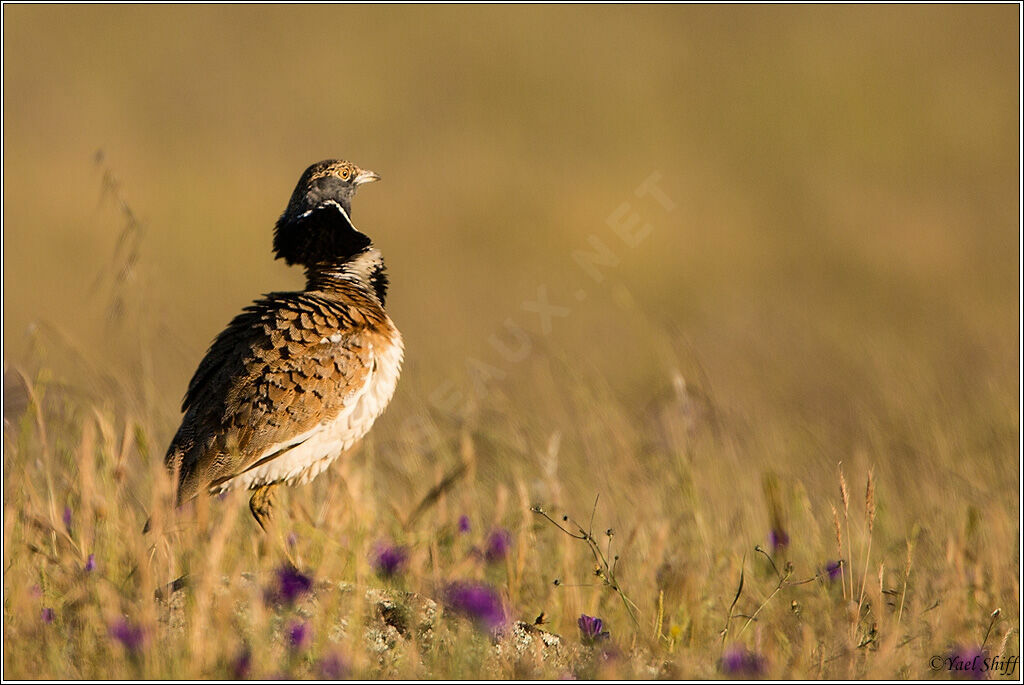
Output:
[164, 159, 403, 531]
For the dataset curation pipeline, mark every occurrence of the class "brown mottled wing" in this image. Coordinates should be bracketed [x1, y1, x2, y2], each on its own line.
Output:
[165, 290, 379, 503]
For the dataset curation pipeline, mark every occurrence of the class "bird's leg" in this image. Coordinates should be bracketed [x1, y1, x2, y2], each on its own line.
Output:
[249, 483, 278, 532]
[249, 483, 299, 567]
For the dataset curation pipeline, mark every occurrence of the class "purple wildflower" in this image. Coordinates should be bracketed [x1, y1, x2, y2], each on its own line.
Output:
[109, 619, 145, 651]
[443, 581, 508, 634]
[372, 543, 408, 579]
[769, 528, 789, 552]
[231, 647, 252, 679]
[41, 607, 55, 624]
[720, 645, 765, 676]
[287, 620, 309, 650]
[287, 531, 298, 548]
[824, 560, 842, 581]
[62, 506, 72, 531]
[577, 614, 610, 644]
[458, 515, 471, 533]
[318, 652, 349, 679]
[269, 565, 312, 605]
[949, 645, 987, 680]
[84, 553, 96, 573]
[485, 528, 512, 563]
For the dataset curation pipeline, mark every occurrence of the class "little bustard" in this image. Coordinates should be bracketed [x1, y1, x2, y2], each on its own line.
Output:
[164, 159, 403, 530]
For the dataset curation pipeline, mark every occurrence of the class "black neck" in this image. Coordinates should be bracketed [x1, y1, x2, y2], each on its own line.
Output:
[273, 201, 370, 267]
[304, 248, 390, 306]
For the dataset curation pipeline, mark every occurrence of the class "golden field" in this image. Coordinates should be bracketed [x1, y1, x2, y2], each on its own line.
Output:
[2, 5, 1019, 679]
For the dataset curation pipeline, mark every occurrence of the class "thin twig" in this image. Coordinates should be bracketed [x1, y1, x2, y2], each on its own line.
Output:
[737, 561, 792, 639]
[532, 500, 640, 627]
[720, 554, 745, 649]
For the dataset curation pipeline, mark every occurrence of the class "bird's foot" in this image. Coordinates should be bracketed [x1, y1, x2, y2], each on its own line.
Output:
[249, 483, 278, 532]
[249, 483, 299, 567]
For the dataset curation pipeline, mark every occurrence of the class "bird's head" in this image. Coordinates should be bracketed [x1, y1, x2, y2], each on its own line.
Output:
[273, 159, 381, 267]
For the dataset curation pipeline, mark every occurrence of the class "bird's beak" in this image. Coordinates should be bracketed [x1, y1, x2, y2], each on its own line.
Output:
[353, 168, 381, 185]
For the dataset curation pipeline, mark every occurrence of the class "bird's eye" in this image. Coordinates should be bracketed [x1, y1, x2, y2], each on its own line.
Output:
[339, 167, 351, 180]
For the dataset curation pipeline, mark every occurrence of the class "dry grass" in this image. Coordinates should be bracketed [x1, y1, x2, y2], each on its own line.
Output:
[3, 5, 1019, 679]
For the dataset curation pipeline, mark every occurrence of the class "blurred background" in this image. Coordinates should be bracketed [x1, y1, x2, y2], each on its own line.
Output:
[2, 7, 1019, 672]
[5, 3, 1019, 514]
[4, 6, 1019, 671]
[5, 4, 1017, 468]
